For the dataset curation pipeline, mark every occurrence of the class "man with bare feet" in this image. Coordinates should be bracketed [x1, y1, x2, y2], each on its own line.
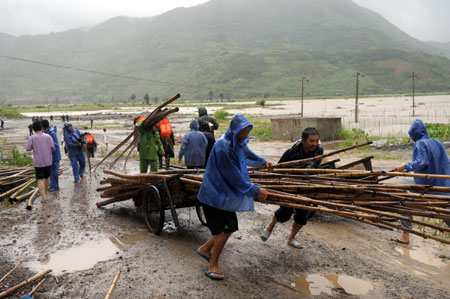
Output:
[196, 114, 270, 280]
[261, 128, 323, 249]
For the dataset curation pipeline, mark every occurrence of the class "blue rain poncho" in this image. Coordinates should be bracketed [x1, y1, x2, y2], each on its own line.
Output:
[405, 119, 450, 188]
[63, 122, 83, 157]
[178, 119, 208, 167]
[197, 114, 266, 212]
[46, 126, 61, 161]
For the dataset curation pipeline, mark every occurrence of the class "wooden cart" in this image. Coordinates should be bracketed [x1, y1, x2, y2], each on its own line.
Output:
[132, 176, 206, 235]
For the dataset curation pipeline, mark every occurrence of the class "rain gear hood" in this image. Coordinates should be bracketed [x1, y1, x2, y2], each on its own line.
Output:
[405, 119, 450, 188]
[178, 119, 207, 167]
[63, 122, 83, 157]
[197, 114, 266, 212]
[198, 107, 208, 117]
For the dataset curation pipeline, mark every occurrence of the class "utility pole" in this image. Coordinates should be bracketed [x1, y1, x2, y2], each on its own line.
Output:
[301, 76, 309, 117]
[409, 72, 418, 117]
[355, 72, 364, 123]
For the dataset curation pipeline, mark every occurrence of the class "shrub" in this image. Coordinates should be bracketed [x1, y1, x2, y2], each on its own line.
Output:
[213, 109, 229, 122]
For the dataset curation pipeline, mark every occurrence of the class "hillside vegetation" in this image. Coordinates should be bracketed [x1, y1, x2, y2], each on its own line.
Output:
[0, 0, 449, 102]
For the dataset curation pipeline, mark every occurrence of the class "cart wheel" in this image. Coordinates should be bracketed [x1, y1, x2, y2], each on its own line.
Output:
[143, 186, 165, 235]
[196, 204, 207, 226]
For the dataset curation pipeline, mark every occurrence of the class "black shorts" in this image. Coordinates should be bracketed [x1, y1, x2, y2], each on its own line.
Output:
[202, 204, 238, 235]
[35, 166, 51, 180]
[275, 206, 310, 225]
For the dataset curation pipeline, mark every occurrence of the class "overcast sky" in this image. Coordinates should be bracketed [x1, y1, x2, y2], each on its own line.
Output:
[0, 0, 449, 42]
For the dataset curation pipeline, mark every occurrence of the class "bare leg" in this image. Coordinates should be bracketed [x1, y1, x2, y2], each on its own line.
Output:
[287, 223, 303, 248]
[37, 179, 47, 202]
[208, 232, 232, 276]
[44, 178, 50, 191]
[198, 236, 215, 260]
[265, 215, 278, 233]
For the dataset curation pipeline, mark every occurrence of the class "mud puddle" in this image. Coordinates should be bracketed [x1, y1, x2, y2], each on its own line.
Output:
[27, 229, 149, 275]
[293, 274, 374, 296]
[395, 238, 448, 268]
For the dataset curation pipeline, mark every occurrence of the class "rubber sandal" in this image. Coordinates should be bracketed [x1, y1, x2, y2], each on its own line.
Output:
[41, 200, 47, 204]
[391, 237, 409, 245]
[196, 249, 211, 263]
[287, 240, 303, 249]
[260, 228, 271, 241]
[204, 270, 224, 280]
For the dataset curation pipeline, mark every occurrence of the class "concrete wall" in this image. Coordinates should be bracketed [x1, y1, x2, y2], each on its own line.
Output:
[271, 117, 341, 141]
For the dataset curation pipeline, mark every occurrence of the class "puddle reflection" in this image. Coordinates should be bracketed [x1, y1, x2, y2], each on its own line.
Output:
[294, 274, 374, 296]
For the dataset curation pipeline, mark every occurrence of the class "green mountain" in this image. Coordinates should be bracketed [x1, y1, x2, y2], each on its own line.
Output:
[0, 0, 449, 103]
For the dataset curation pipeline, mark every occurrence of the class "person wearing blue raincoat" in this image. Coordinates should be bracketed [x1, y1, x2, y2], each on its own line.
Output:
[63, 122, 86, 183]
[392, 119, 450, 244]
[196, 114, 271, 280]
[178, 119, 208, 168]
[42, 120, 61, 191]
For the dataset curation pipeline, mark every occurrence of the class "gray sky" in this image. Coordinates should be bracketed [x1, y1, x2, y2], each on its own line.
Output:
[0, 0, 449, 42]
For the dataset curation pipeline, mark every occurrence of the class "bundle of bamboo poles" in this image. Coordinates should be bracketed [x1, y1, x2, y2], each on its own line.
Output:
[93, 93, 181, 171]
[0, 165, 66, 208]
[95, 141, 450, 244]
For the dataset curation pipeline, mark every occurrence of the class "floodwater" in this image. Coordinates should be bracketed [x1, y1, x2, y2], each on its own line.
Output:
[293, 274, 374, 296]
[28, 230, 150, 275]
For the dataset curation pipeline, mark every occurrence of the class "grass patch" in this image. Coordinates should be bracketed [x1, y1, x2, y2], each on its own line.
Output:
[213, 109, 230, 122]
[338, 127, 370, 148]
[1, 147, 33, 167]
[0, 107, 23, 118]
[249, 118, 271, 141]
[425, 123, 450, 141]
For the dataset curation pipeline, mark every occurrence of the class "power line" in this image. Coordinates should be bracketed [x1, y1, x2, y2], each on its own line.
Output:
[0, 54, 263, 97]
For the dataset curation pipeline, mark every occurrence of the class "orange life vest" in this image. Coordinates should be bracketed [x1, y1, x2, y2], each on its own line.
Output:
[159, 118, 172, 138]
[135, 116, 147, 124]
[86, 134, 94, 144]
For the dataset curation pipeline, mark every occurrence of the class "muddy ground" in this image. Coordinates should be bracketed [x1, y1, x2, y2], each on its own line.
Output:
[1, 117, 450, 299]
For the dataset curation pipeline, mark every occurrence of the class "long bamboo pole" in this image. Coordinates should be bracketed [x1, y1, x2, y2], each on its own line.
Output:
[0, 269, 52, 298]
[250, 141, 373, 171]
[26, 188, 40, 211]
[104, 270, 121, 299]
[0, 260, 22, 284]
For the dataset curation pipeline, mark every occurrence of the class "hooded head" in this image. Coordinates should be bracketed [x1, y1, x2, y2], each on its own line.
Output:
[198, 107, 207, 117]
[408, 119, 429, 142]
[225, 114, 253, 149]
[161, 118, 169, 124]
[64, 122, 73, 132]
[190, 119, 200, 130]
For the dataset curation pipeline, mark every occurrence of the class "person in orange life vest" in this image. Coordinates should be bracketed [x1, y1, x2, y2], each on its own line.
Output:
[85, 132, 98, 157]
[158, 118, 175, 170]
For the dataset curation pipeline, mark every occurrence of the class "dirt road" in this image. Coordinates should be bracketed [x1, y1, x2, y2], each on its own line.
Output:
[1, 114, 449, 298]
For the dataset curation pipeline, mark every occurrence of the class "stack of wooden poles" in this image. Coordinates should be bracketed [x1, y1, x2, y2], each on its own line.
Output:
[96, 141, 450, 245]
[0, 165, 65, 210]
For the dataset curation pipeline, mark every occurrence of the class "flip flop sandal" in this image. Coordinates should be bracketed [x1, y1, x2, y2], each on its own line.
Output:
[391, 237, 409, 245]
[196, 249, 211, 263]
[287, 240, 304, 249]
[204, 270, 224, 280]
[260, 228, 271, 241]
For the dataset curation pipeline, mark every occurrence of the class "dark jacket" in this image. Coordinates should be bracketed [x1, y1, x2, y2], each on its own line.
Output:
[197, 107, 219, 134]
[278, 140, 324, 168]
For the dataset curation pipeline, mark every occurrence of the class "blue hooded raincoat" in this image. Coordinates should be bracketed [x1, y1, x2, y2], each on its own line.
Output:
[405, 119, 450, 188]
[178, 119, 208, 167]
[197, 114, 266, 212]
[63, 122, 83, 157]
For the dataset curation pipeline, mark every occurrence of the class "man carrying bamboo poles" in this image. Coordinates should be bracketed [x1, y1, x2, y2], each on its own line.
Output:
[25, 121, 54, 203]
[41, 120, 61, 191]
[260, 127, 323, 249]
[392, 119, 450, 244]
[63, 122, 86, 183]
[135, 119, 164, 173]
[196, 114, 270, 280]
